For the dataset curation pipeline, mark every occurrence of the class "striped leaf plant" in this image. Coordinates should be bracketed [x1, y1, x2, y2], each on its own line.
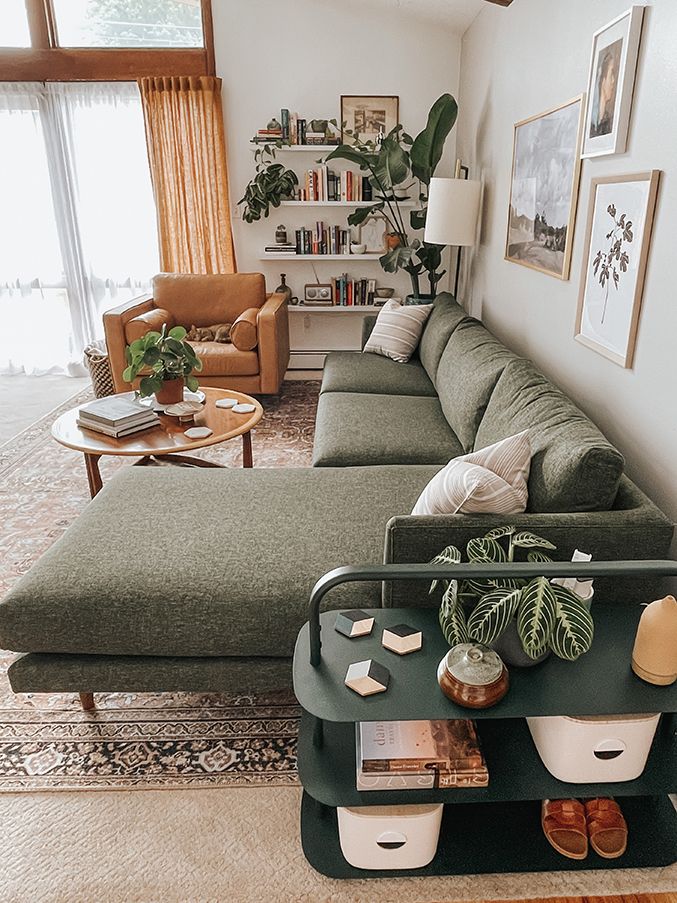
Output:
[429, 526, 594, 662]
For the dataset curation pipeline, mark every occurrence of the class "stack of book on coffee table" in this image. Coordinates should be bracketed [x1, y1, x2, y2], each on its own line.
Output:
[77, 396, 160, 438]
[356, 719, 489, 790]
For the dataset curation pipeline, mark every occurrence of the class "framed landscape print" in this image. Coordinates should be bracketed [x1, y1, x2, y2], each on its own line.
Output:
[582, 6, 645, 158]
[505, 96, 584, 280]
[341, 95, 399, 145]
[575, 171, 660, 368]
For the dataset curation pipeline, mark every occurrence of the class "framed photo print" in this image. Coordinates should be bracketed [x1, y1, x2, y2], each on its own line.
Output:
[575, 171, 660, 368]
[582, 6, 645, 158]
[341, 95, 399, 145]
[359, 215, 387, 253]
[505, 96, 584, 280]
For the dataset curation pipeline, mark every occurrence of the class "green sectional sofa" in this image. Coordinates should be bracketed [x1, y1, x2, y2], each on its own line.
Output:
[0, 294, 672, 698]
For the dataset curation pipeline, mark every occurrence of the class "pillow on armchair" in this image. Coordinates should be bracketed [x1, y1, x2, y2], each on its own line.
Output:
[230, 307, 259, 351]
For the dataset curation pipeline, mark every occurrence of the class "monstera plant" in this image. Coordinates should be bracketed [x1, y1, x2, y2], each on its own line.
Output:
[429, 527, 595, 662]
[325, 93, 458, 301]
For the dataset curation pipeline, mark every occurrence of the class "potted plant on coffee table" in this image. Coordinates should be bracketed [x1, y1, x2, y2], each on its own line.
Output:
[429, 527, 595, 665]
[324, 93, 458, 303]
[123, 325, 203, 405]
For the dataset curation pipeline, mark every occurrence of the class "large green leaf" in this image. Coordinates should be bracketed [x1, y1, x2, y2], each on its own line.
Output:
[527, 550, 554, 564]
[549, 585, 595, 661]
[373, 136, 410, 191]
[512, 531, 557, 550]
[439, 580, 468, 647]
[467, 537, 507, 564]
[324, 144, 376, 170]
[410, 93, 458, 185]
[379, 245, 414, 273]
[347, 205, 382, 228]
[429, 544, 461, 595]
[484, 526, 516, 540]
[467, 588, 522, 646]
[517, 577, 557, 658]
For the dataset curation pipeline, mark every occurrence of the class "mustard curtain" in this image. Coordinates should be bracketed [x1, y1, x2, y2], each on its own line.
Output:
[139, 76, 236, 275]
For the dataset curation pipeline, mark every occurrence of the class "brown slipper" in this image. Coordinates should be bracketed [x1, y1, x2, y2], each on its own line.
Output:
[584, 797, 628, 859]
[541, 799, 588, 860]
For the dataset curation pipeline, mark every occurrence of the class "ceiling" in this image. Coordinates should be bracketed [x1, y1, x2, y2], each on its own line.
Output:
[334, 0, 488, 34]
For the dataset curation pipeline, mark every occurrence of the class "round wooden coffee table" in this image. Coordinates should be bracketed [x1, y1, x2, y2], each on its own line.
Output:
[52, 388, 264, 498]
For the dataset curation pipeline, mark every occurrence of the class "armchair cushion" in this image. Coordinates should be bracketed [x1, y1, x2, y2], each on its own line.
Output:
[124, 308, 175, 344]
[187, 342, 259, 377]
[153, 273, 266, 326]
[230, 307, 259, 351]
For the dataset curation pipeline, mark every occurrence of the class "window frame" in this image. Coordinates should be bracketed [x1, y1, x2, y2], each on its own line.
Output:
[0, 0, 215, 80]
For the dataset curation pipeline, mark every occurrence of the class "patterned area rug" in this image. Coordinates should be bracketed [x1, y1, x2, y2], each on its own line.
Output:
[0, 380, 319, 792]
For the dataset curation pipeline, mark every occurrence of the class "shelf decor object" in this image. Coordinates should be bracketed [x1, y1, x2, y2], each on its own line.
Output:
[345, 659, 390, 697]
[382, 624, 423, 655]
[437, 643, 509, 709]
[293, 560, 677, 878]
[632, 594, 677, 685]
[335, 610, 375, 639]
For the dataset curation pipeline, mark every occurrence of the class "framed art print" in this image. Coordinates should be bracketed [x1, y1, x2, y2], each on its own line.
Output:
[582, 6, 645, 158]
[359, 215, 387, 253]
[341, 95, 399, 145]
[575, 171, 659, 368]
[505, 95, 585, 280]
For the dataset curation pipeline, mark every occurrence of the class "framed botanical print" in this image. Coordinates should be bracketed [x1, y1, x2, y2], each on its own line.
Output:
[341, 95, 399, 145]
[582, 6, 645, 158]
[505, 95, 585, 280]
[575, 171, 660, 368]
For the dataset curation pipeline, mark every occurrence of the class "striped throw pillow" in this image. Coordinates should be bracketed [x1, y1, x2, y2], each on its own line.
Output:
[412, 430, 532, 515]
[364, 299, 433, 363]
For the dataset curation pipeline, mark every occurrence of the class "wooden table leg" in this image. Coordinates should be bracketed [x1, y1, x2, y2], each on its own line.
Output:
[79, 692, 95, 711]
[242, 430, 253, 468]
[84, 453, 103, 498]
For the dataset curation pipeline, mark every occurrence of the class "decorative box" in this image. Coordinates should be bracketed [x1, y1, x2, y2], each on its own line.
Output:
[337, 803, 443, 870]
[526, 713, 660, 783]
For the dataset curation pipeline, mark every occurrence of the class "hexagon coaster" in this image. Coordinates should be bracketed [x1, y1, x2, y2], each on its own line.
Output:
[335, 610, 375, 638]
[382, 624, 423, 655]
[344, 659, 390, 697]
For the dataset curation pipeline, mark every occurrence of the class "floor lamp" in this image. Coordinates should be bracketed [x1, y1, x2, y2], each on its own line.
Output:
[424, 171, 481, 299]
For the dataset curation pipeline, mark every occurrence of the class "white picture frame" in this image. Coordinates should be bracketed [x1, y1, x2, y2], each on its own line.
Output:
[574, 171, 660, 369]
[359, 215, 387, 254]
[582, 6, 645, 159]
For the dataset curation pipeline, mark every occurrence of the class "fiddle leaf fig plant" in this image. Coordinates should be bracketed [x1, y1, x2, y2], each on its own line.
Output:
[123, 324, 203, 398]
[430, 527, 594, 662]
[239, 145, 299, 223]
[325, 93, 458, 299]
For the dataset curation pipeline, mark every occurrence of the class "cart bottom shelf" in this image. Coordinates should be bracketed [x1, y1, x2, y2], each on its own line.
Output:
[301, 791, 677, 878]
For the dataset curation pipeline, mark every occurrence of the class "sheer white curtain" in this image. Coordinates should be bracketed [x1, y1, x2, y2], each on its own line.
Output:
[0, 82, 158, 376]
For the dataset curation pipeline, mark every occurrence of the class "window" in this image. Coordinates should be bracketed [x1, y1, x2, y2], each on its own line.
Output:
[52, 0, 204, 49]
[0, 82, 159, 375]
[0, 0, 31, 47]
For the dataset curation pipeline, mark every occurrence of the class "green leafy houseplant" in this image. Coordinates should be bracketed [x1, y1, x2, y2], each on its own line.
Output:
[325, 93, 458, 300]
[239, 145, 299, 223]
[123, 325, 203, 398]
[430, 527, 595, 662]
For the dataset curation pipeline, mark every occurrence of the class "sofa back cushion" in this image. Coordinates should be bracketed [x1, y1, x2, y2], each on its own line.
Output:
[153, 273, 266, 327]
[418, 293, 469, 382]
[435, 318, 521, 452]
[474, 359, 624, 512]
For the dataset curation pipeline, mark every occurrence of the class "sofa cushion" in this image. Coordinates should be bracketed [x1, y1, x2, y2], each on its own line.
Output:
[313, 392, 463, 467]
[321, 351, 436, 397]
[363, 299, 433, 362]
[154, 272, 265, 326]
[0, 466, 441, 660]
[474, 359, 625, 512]
[435, 319, 521, 452]
[187, 341, 259, 376]
[412, 430, 531, 516]
[230, 307, 259, 351]
[418, 293, 469, 383]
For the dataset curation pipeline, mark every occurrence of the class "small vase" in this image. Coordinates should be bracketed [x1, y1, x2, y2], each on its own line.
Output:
[155, 378, 184, 406]
[491, 620, 550, 668]
[276, 274, 292, 304]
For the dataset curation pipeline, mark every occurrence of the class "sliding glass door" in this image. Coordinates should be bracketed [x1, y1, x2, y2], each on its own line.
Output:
[0, 82, 158, 376]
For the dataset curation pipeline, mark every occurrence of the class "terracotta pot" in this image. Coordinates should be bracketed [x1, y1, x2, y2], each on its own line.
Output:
[155, 378, 184, 405]
[386, 233, 401, 250]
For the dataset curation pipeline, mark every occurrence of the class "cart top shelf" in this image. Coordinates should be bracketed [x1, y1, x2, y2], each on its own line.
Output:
[293, 603, 677, 722]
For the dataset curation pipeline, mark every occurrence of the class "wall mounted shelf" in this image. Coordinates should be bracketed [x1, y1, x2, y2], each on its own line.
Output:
[250, 143, 337, 152]
[279, 200, 415, 208]
[288, 305, 382, 314]
[260, 254, 380, 261]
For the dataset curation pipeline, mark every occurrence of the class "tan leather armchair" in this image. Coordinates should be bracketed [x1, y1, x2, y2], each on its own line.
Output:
[103, 273, 290, 395]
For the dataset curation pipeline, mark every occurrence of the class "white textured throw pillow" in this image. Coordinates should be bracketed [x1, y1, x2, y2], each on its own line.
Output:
[412, 430, 532, 516]
[364, 299, 433, 363]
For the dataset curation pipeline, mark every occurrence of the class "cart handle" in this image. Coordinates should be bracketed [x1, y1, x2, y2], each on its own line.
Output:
[308, 560, 677, 667]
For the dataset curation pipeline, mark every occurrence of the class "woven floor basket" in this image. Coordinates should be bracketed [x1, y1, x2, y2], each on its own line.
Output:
[84, 342, 115, 398]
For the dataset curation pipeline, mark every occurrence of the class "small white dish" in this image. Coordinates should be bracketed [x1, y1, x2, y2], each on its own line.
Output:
[232, 403, 256, 414]
[215, 397, 239, 409]
[184, 426, 213, 440]
[165, 401, 203, 417]
[184, 389, 206, 404]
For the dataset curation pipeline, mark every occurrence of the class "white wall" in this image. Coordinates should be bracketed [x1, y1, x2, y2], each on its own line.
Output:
[456, 0, 677, 531]
[212, 0, 462, 302]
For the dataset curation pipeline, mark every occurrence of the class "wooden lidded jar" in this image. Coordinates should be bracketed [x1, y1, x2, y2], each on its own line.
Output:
[632, 595, 677, 686]
[437, 643, 509, 709]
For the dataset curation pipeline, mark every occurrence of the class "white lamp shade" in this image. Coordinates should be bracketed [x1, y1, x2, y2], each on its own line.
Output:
[424, 177, 481, 247]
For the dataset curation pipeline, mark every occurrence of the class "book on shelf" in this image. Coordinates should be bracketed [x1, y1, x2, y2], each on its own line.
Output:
[295, 167, 372, 203]
[357, 720, 488, 780]
[264, 244, 297, 253]
[294, 222, 350, 256]
[280, 108, 290, 142]
[329, 275, 376, 307]
[78, 396, 157, 428]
